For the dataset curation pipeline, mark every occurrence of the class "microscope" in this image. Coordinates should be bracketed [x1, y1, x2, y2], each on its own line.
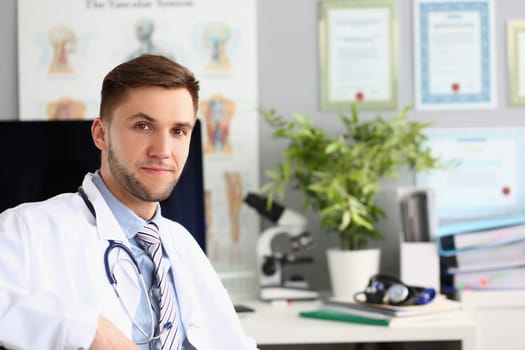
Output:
[244, 193, 320, 301]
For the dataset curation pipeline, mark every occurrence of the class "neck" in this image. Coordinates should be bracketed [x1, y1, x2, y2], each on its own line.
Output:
[128, 199, 157, 221]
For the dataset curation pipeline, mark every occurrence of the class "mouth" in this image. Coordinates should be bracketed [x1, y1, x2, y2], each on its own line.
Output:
[141, 166, 175, 175]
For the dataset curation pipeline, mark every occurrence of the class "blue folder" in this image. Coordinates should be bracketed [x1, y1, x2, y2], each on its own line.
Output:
[437, 214, 525, 256]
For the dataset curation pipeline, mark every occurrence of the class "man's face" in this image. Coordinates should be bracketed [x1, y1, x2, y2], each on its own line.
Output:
[93, 86, 195, 211]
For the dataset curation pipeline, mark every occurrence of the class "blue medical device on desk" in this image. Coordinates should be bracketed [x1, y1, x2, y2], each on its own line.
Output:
[244, 193, 319, 301]
[355, 274, 436, 306]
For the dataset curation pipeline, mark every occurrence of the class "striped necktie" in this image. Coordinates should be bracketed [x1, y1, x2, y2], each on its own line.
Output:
[136, 222, 181, 350]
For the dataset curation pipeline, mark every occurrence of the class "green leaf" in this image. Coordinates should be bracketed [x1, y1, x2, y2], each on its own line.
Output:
[339, 210, 351, 231]
[257, 103, 439, 251]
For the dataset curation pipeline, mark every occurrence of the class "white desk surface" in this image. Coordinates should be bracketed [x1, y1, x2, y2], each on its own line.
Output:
[238, 299, 475, 350]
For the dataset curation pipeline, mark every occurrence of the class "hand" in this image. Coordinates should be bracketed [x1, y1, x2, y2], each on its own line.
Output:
[89, 315, 138, 350]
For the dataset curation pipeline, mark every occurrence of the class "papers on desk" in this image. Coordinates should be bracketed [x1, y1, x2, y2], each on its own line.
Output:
[299, 295, 462, 327]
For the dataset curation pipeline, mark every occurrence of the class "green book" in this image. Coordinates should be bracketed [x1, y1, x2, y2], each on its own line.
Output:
[299, 310, 390, 326]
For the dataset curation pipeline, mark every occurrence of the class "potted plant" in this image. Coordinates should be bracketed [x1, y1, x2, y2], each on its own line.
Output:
[259, 104, 440, 297]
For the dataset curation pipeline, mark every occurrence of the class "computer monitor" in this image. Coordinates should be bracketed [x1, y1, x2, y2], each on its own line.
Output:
[0, 119, 206, 252]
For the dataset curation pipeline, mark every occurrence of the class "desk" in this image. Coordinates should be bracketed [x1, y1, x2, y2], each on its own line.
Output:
[239, 300, 475, 350]
[460, 290, 525, 350]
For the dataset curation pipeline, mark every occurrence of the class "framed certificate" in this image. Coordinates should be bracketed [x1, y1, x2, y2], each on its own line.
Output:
[414, 0, 496, 110]
[508, 21, 525, 106]
[319, 0, 398, 110]
[416, 128, 525, 221]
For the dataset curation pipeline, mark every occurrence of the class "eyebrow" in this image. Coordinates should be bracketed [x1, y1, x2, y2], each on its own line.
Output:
[126, 112, 195, 129]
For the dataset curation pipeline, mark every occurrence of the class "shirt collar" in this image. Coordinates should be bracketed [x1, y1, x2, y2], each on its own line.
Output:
[92, 170, 162, 239]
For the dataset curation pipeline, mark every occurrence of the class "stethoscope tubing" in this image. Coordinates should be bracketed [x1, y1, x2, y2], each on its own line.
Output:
[104, 240, 140, 285]
[77, 186, 166, 344]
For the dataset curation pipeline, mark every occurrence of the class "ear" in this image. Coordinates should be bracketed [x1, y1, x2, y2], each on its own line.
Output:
[91, 117, 108, 151]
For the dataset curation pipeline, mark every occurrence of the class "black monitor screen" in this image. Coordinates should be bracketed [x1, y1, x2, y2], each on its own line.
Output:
[0, 119, 206, 252]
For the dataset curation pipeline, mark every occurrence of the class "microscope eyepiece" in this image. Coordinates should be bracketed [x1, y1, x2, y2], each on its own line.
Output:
[244, 192, 284, 223]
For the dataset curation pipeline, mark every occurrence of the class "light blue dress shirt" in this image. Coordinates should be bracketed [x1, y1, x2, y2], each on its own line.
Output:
[92, 171, 194, 349]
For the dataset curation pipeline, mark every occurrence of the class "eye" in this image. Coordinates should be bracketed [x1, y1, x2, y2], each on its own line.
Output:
[135, 123, 151, 131]
[172, 128, 187, 136]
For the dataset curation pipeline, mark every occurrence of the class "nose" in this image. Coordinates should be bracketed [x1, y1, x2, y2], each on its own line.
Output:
[148, 132, 171, 158]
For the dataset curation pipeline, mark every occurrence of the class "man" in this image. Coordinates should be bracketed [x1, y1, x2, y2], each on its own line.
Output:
[0, 54, 257, 349]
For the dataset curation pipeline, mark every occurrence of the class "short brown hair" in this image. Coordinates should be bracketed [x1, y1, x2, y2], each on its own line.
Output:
[99, 54, 200, 119]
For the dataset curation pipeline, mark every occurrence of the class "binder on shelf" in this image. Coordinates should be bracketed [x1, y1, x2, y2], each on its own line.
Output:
[437, 215, 525, 257]
[446, 265, 525, 291]
[441, 238, 525, 274]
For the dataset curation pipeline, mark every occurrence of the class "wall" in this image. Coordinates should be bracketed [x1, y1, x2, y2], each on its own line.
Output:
[0, 0, 17, 120]
[1, 0, 525, 292]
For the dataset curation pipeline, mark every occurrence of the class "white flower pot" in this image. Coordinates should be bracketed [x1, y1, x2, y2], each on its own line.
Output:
[327, 248, 381, 298]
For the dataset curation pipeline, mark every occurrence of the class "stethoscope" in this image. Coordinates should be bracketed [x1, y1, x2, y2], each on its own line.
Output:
[78, 186, 172, 345]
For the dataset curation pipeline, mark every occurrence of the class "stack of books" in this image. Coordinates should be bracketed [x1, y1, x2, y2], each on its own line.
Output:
[299, 295, 462, 327]
[438, 214, 525, 292]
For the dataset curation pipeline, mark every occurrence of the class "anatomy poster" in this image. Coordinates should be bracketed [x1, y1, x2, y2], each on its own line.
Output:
[18, 0, 259, 299]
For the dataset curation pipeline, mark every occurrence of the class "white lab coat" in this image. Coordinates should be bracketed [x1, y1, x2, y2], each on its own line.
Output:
[0, 173, 257, 350]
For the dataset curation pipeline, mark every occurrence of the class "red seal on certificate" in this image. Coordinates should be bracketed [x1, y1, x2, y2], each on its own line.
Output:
[356, 91, 364, 101]
[502, 186, 511, 196]
[451, 83, 460, 93]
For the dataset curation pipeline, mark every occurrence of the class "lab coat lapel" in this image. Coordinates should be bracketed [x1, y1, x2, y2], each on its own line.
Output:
[81, 174, 140, 337]
[159, 224, 209, 348]
[82, 174, 128, 242]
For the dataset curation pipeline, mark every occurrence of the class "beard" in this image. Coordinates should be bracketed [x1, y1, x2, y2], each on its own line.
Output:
[107, 144, 179, 202]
